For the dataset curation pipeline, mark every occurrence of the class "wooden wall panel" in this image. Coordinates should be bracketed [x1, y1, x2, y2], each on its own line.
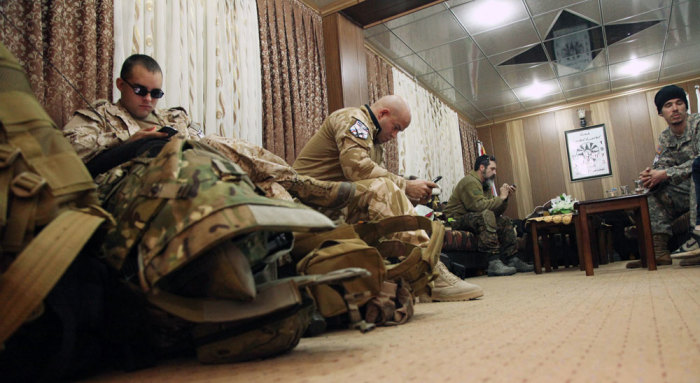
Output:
[522, 115, 548, 210]
[505, 120, 533, 218]
[627, 92, 656, 170]
[607, 96, 638, 191]
[537, 113, 568, 205]
[554, 109, 587, 201]
[490, 123, 518, 218]
[590, 101, 620, 196]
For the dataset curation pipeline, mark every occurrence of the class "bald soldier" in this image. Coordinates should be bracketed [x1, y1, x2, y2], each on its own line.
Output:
[293, 95, 484, 302]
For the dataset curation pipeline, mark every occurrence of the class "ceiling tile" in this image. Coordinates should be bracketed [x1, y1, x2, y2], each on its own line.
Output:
[608, 53, 661, 81]
[497, 62, 556, 88]
[454, 97, 488, 121]
[608, 5, 670, 24]
[439, 59, 511, 100]
[559, 67, 609, 90]
[611, 70, 658, 91]
[606, 22, 666, 64]
[660, 43, 700, 80]
[525, 0, 583, 16]
[366, 31, 415, 59]
[669, 0, 699, 29]
[437, 87, 463, 104]
[450, 0, 529, 35]
[416, 37, 484, 71]
[533, 1, 602, 37]
[471, 18, 540, 57]
[602, 0, 672, 24]
[419, 72, 452, 91]
[564, 82, 611, 99]
[488, 43, 542, 65]
[665, 20, 700, 50]
[660, 58, 700, 82]
[392, 10, 467, 52]
[522, 92, 566, 109]
[471, 89, 519, 110]
[481, 102, 525, 119]
[384, 3, 448, 29]
[393, 54, 433, 75]
[364, 24, 389, 39]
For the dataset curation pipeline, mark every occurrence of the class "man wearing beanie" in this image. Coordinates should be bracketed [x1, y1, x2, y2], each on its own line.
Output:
[628, 84, 700, 268]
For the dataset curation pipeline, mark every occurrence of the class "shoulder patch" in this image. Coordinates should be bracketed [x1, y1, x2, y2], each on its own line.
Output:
[655, 145, 663, 155]
[348, 119, 369, 140]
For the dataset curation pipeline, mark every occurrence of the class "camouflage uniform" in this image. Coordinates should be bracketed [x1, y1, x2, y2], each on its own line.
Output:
[293, 105, 428, 245]
[647, 113, 700, 235]
[443, 170, 517, 261]
[62, 100, 297, 201]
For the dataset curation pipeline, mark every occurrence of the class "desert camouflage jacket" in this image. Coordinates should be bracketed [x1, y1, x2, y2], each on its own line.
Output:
[443, 170, 507, 219]
[653, 113, 700, 185]
[292, 105, 406, 189]
[62, 99, 203, 163]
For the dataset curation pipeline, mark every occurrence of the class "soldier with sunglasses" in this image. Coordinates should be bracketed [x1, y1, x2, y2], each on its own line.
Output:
[62, 54, 354, 209]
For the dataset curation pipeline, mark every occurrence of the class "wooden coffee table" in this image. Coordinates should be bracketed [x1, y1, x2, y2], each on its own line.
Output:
[575, 193, 655, 276]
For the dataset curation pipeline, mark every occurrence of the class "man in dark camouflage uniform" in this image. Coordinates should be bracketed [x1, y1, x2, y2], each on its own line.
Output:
[63, 54, 354, 210]
[444, 155, 533, 276]
[628, 84, 700, 268]
[293, 95, 484, 302]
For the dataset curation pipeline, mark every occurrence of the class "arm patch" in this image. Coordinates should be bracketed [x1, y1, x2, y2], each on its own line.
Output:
[349, 119, 369, 139]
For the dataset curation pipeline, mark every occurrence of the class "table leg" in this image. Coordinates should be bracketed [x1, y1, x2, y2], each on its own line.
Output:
[531, 223, 542, 274]
[578, 207, 594, 276]
[635, 199, 656, 271]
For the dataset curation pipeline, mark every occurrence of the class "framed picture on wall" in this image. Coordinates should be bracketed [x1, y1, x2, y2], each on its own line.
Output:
[564, 124, 612, 181]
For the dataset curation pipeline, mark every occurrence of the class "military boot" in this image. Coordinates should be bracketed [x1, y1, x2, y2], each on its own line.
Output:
[626, 233, 672, 268]
[430, 261, 484, 301]
[280, 175, 355, 209]
[487, 259, 517, 276]
[507, 256, 534, 272]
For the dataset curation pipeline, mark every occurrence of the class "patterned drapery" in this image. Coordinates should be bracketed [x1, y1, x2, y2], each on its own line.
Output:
[365, 47, 397, 174]
[114, 0, 262, 144]
[0, 1, 113, 128]
[257, 0, 328, 164]
[459, 116, 479, 176]
[393, 70, 465, 201]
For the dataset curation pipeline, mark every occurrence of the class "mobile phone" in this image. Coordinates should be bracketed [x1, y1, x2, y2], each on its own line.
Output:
[158, 126, 178, 137]
[432, 176, 442, 183]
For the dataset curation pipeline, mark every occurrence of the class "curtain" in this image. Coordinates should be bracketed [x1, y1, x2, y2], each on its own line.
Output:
[393, 70, 465, 201]
[459, 116, 479, 176]
[0, 1, 113, 128]
[113, 0, 262, 144]
[257, 0, 327, 165]
[366, 47, 398, 175]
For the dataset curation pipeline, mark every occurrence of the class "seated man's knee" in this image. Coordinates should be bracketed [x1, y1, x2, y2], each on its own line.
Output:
[481, 210, 497, 232]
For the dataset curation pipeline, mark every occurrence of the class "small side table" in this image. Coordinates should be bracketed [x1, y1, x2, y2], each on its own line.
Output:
[528, 213, 577, 274]
[575, 194, 655, 276]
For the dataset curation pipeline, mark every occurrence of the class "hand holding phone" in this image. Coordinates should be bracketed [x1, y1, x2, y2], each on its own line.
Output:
[158, 126, 178, 137]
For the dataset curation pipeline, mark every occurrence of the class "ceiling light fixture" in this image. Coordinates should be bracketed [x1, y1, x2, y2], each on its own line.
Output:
[466, 0, 517, 30]
[519, 81, 555, 100]
[618, 58, 651, 77]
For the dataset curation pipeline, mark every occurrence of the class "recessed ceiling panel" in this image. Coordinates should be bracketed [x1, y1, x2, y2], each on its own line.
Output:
[564, 82, 611, 99]
[392, 10, 467, 52]
[665, 23, 700, 50]
[521, 92, 566, 109]
[451, 0, 530, 35]
[513, 79, 561, 101]
[558, 67, 609, 90]
[418, 72, 452, 91]
[660, 43, 700, 80]
[417, 37, 484, 71]
[385, 3, 447, 29]
[471, 18, 540, 57]
[553, 48, 607, 77]
[609, 53, 661, 81]
[606, 22, 666, 64]
[498, 62, 556, 88]
[394, 54, 433, 75]
[602, 0, 671, 23]
[439, 59, 511, 99]
[611, 70, 658, 91]
[669, 0, 699, 29]
[471, 89, 519, 110]
[524, 0, 585, 16]
[481, 102, 525, 119]
[366, 31, 415, 59]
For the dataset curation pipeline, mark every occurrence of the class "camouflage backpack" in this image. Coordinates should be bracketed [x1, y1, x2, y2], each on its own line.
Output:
[96, 135, 360, 363]
[0, 43, 110, 345]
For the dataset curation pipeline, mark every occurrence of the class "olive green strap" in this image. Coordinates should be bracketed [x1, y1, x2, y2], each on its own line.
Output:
[0, 209, 105, 344]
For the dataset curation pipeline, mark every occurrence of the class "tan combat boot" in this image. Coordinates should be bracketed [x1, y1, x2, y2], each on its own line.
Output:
[430, 261, 484, 301]
[280, 175, 355, 209]
[626, 233, 672, 268]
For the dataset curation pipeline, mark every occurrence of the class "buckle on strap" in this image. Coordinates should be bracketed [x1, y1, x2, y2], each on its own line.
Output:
[0, 144, 20, 168]
[11, 171, 46, 197]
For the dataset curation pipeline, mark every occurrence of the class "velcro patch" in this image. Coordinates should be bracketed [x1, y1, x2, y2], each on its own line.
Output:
[349, 119, 369, 140]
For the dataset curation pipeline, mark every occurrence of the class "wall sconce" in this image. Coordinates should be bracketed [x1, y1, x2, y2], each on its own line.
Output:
[577, 108, 587, 127]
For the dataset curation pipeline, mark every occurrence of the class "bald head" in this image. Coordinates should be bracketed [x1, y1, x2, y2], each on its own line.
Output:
[370, 95, 411, 144]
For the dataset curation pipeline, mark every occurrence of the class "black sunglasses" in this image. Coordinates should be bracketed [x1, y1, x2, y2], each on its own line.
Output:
[121, 78, 165, 99]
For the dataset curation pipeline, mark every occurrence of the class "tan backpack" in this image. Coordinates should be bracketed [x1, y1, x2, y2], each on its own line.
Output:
[295, 215, 444, 331]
